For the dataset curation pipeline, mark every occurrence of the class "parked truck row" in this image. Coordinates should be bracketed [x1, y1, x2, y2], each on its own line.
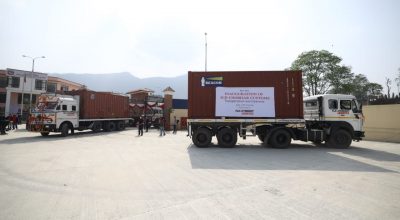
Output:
[187, 71, 364, 148]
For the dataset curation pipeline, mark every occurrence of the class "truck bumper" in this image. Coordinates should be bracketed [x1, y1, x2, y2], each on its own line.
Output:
[28, 124, 57, 132]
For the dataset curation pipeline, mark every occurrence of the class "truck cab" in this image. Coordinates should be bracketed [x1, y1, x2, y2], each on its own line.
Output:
[303, 94, 364, 146]
[28, 94, 79, 136]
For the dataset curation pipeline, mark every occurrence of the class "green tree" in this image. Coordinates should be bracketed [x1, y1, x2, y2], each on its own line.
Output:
[290, 50, 353, 96]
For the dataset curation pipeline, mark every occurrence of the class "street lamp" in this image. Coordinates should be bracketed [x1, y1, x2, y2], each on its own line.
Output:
[22, 55, 46, 72]
[21, 55, 46, 119]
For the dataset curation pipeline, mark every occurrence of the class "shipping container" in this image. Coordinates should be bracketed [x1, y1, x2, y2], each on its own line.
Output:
[188, 71, 303, 119]
[66, 89, 129, 119]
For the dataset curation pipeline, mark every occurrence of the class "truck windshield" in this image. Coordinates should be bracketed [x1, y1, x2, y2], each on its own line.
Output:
[34, 102, 58, 111]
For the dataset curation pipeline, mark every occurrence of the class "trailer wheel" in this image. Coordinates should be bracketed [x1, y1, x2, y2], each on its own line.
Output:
[217, 127, 237, 148]
[192, 127, 212, 148]
[60, 123, 69, 137]
[91, 122, 102, 132]
[40, 132, 49, 137]
[257, 134, 265, 143]
[116, 121, 125, 130]
[104, 122, 116, 132]
[327, 129, 352, 148]
[269, 129, 291, 148]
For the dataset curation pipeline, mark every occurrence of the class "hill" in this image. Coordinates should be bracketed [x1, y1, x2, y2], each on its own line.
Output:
[50, 72, 188, 99]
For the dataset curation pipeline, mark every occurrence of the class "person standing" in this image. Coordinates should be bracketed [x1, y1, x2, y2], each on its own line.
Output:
[145, 118, 150, 132]
[6, 114, 12, 130]
[12, 114, 17, 130]
[138, 116, 144, 136]
[172, 116, 177, 134]
[159, 117, 166, 136]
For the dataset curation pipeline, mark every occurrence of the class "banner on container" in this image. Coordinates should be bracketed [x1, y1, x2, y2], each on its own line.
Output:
[216, 87, 275, 117]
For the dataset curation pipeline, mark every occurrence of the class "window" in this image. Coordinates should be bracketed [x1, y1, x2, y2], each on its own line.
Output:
[340, 100, 351, 110]
[60, 85, 69, 92]
[72, 105, 76, 111]
[62, 105, 67, 111]
[0, 93, 6, 103]
[0, 77, 7, 88]
[47, 83, 57, 93]
[328, 99, 338, 109]
[10, 77, 20, 88]
[35, 79, 44, 90]
[305, 100, 318, 107]
[56, 105, 60, 110]
[18, 94, 30, 104]
[352, 100, 359, 112]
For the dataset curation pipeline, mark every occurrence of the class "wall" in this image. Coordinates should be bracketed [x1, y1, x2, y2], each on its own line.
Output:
[363, 104, 400, 143]
[170, 109, 188, 130]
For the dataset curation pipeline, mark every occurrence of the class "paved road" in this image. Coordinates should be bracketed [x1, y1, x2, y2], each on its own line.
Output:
[0, 127, 400, 219]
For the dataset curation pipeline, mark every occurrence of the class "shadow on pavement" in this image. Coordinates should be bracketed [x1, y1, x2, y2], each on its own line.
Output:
[187, 143, 399, 172]
[0, 130, 121, 145]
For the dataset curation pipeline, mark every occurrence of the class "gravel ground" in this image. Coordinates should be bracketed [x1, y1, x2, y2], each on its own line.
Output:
[0, 126, 399, 220]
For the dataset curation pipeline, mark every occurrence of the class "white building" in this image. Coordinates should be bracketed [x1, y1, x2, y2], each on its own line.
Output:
[3, 68, 48, 118]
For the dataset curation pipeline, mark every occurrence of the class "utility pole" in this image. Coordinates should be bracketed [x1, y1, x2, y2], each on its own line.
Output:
[205, 32, 207, 72]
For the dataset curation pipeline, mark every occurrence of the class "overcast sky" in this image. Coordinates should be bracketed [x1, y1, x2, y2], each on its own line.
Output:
[0, 0, 399, 91]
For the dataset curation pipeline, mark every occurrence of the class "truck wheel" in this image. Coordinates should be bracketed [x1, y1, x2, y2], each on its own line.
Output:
[41, 132, 49, 137]
[217, 127, 237, 148]
[192, 127, 212, 148]
[269, 129, 291, 148]
[104, 122, 116, 132]
[91, 122, 102, 132]
[60, 123, 69, 137]
[257, 134, 265, 143]
[116, 121, 125, 130]
[327, 129, 352, 148]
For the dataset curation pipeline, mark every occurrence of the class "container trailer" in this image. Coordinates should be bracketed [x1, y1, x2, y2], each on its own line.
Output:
[187, 71, 364, 148]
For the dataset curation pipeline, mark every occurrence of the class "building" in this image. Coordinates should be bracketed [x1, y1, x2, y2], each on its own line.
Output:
[171, 99, 188, 129]
[47, 76, 83, 94]
[0, 68, 83, 119]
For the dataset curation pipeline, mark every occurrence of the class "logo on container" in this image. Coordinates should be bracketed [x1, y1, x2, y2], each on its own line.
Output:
[201, 76, 223, 87]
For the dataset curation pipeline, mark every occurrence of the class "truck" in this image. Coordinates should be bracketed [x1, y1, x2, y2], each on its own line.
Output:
[187, 71, 364, 148]
[27, 89, 131, 136]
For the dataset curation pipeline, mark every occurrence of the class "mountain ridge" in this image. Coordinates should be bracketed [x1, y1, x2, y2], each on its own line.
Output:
[50, 72, 188, 99]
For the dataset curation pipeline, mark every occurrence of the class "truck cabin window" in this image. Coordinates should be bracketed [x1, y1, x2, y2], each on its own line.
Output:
[340, 100, 351, 110]
[35, 102, 58, 111]
[62, 105, 67, 111]
[305, 100, 318, 108]
[352, 100, 359, 112]
[72, 105, 76, 111]
[328, 99, 338, 109]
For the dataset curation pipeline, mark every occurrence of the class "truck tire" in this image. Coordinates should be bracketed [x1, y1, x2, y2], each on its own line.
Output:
[327, 129, 352, 148]
[41, 132, 49, 137]
[91, 122, 102, 132]
[117, 121, 125, 130]
[104, 122, 116, 132]
[257, 134, 265, 143]
[269, 129, 291, 148]
[193, 127, 212, 148]
[60, 123, 69, 137]
[217, 127, 237, 148]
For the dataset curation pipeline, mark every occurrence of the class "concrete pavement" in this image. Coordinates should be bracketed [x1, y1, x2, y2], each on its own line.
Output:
[0, 127, 400, 219]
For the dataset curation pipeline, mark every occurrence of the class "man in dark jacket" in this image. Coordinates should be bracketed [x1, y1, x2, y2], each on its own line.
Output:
[138, 116, 144, 136]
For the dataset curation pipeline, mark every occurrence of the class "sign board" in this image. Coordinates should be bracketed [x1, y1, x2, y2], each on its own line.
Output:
[201, 76, 223, 87]
[216, 87, 275, 117]
[6, 68, 48, 80]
